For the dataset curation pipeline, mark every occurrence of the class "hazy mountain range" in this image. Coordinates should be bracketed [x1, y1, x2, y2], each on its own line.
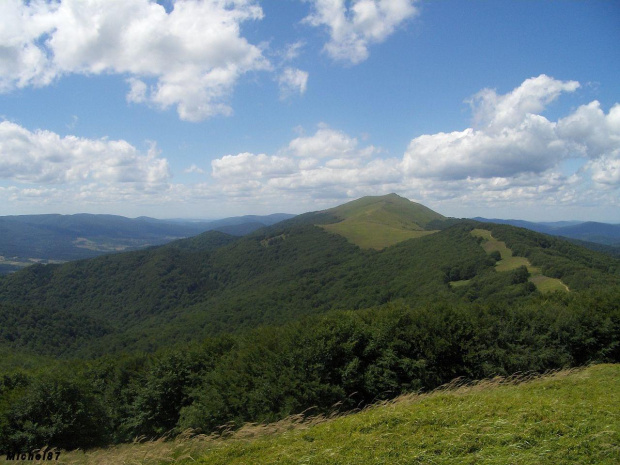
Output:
[0, 212, 294, 273]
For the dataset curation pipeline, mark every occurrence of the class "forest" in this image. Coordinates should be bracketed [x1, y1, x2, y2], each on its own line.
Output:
[1, 289, 618, 450]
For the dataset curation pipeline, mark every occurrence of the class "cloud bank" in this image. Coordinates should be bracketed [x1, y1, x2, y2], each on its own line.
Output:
[2, 75, 618, 218]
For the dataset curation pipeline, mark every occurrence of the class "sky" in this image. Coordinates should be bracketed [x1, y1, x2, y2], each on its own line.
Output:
[0, 0, 619, 222]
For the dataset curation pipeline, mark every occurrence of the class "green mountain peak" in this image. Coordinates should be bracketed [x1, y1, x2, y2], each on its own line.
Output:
[317, 194, 446, 250]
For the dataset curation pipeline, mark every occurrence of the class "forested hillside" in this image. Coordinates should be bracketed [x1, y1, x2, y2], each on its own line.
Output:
[3, 217, 617, 357]
[0, 195, 619, 452]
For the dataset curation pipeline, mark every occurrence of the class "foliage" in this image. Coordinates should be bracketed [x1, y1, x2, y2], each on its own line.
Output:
[1, 288, 618, 451]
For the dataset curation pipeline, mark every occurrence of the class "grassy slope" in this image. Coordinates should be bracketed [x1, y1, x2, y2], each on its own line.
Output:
[322, 222, 434, 250]
[319, 194, 444, 249]
[471, 229, 569, 293]
[57, 364, 619, 465]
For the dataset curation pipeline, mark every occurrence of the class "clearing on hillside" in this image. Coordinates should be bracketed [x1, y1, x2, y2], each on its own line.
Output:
[470, 228, 569, 293]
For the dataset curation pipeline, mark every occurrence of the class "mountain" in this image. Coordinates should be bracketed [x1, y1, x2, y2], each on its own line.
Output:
[296, 193, 446, 249]
[0, 212, 295, 274]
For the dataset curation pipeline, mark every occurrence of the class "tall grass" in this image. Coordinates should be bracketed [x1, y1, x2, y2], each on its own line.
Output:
[51, 364, 619, 465]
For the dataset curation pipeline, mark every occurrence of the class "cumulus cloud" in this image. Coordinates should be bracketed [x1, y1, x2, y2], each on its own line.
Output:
[278, 67, 309, 99]
[398, 75, 620, 214]
[0, 121, 171, 186]
[287, 124, 379, 159]
[210, 124, 396, 198]
[304, 0, 419, 64]
[404, 75, 593, 181]
[212, 152, 298, 179]
[2, 75, 618, 217]
[0, 0, 269, 121]
[469, 74, 580, 131]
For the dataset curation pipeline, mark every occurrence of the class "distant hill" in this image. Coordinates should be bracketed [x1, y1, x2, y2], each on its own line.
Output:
[473, 217, 620, 246]
[0, 212, 295, 273]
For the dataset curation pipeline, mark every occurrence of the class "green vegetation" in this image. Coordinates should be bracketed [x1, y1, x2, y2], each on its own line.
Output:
[318, 193, 443, 249]
[1, 289, 619, 452]
[322, 221, 435, 249]
[54, 365, 620, 465]
[185, 364, 620, 465]
[470, 228, 569, 293]
[323, 193, 445, 227]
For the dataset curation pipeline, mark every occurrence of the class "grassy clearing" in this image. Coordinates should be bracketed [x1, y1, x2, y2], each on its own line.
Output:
[449, 279, 472, 288]
[321, 221, 436, 249]
[471, 229, 569, 293]
[495, 256, 530, 272]
[530, 275, 570, 292]
[51, 365, 620, 465]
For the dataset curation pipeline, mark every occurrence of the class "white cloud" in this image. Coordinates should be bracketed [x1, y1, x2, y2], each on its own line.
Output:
[0, 0, 269, 121]
[469, 74, 580, 132]
[402, 116, 569, 180]
[588, 156, 620, 186]
[278, 67, 309, 99]
[304, 0, 419, 64]
[281, 41, 305, 62]
[208, 125, 399, 205]
[212, 152, 297, 179]
[557, 101, 620, 158]
[403, 75, 583, 181]
[398, 76, 620, 213]
[2, 74, 618, 218]
[0, 121, 171, 185]
[184, 164, 205, 175]
[286, 124, 379, 159]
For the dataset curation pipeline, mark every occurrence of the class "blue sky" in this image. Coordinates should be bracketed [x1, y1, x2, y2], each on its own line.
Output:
[0, 0, 619, 221]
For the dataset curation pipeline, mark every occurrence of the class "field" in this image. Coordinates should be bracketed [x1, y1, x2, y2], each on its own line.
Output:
[53, 364, 619, 465]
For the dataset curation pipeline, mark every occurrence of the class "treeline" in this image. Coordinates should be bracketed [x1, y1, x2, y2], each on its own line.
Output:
[1, 288, 619, 452]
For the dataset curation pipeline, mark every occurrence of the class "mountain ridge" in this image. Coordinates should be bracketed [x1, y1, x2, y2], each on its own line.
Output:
[1, 195, 619, 452]
[473, 217, 620, 246]
[1, 195, 618, 358]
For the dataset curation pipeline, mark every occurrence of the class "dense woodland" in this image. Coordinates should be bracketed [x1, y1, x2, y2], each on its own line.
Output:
[1, 208, 619, 451]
